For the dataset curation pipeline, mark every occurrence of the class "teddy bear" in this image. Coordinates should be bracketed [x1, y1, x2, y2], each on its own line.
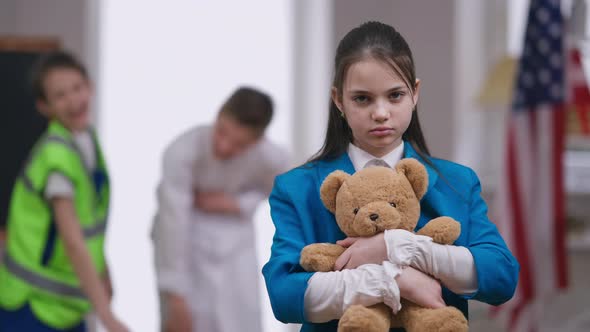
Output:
[299, 158, 469, 332]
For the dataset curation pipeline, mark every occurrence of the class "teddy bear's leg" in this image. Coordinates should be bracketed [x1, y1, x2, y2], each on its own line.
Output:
[416, 216, 461, 245]
[338, 304, 391, 332]
[397, 301, 468, 332]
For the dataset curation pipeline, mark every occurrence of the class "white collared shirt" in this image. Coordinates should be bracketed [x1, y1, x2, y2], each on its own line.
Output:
[347, 141, 404, 171]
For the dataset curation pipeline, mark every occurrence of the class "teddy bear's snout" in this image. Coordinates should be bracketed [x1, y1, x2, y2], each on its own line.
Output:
[369, 213, 379, 221]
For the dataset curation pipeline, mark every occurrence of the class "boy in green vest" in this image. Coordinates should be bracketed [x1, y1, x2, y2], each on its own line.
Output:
[0, 51, 128, 332]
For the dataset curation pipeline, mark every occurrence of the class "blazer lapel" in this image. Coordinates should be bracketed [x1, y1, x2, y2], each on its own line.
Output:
[404, 142, 439, 194]
[317, 153, 356, 182]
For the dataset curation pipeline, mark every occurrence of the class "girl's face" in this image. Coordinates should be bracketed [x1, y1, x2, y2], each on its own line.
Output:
[333, 57, 420, 158]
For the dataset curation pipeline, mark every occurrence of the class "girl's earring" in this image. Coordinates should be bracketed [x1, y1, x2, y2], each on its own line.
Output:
[339, 112, 345, 118]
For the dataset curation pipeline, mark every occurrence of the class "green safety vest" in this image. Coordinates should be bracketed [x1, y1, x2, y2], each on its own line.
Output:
[0, 121, 110, 329]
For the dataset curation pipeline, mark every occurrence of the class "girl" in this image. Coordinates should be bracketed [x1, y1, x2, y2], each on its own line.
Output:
[262, 21, 519, 331]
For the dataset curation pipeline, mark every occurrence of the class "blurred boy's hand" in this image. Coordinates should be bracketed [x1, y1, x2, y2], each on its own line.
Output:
[102, 269, 113, 302]
[103, 316, 130, 332]
[193, 191, 240, 215]
[163, 293, 192, 332]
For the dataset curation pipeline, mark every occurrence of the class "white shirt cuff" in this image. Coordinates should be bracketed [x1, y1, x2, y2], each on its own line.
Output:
[384, 228, 478, 295]
[381, 261, 403, 313]
[304, 263, 403, 323]
[384, 229, 431, 266]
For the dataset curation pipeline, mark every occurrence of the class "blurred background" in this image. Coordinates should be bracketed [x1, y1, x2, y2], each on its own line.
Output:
[1, 0, 590, 331]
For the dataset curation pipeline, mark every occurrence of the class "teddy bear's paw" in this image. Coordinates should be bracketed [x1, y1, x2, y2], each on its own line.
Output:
[300, 243, 345, 272]
[407, 306, 468, 332]
[338, 305, 390, 332]
[417, 217, 461, 245]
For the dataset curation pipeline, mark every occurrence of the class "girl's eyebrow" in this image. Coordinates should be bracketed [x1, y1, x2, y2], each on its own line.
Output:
[347, 85, 407, 95]
[386, 86, 408, 93]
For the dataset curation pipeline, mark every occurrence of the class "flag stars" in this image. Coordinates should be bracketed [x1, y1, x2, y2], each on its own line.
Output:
[537, 38, 550, 55]
[528, 26, 539, 39]
[549, 22, 561, 38]
[512, 0, 563, 109]
[538, 69, 551, 85]
[549, 53, 562, 69]
[522, 71, 535, 88]
[515, 92, 524, 105]
[536, 7, 550, 24]
[524, 45, 532, 57]
[549, 84, 562, 98]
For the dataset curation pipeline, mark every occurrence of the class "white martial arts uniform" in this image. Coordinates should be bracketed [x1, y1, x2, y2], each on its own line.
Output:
[152, 125, 288, 332]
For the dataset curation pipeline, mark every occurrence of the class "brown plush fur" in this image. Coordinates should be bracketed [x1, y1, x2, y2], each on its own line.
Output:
[300, 158, 468, 332]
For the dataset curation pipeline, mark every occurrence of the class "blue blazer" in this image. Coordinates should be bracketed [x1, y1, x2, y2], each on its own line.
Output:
[262, 143, 519, 332]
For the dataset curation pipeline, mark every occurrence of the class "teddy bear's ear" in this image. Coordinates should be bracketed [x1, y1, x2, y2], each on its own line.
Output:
[395, 158, 428, 199]
[320, 170, 350, 213]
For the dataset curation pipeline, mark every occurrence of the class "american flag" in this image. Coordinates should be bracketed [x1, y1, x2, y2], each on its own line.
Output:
[492, 0, 568, 331]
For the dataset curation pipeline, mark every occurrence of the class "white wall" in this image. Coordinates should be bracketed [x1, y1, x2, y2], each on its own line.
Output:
[452, 0, 489, 172]
[292, 0, 333, 162]
[97, 1, 293, 331]
[0, 0, 18, 33]
[0, 0, 87, 61]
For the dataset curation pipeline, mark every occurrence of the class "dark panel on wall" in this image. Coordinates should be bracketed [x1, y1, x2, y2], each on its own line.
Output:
[0, 37, 59, 229]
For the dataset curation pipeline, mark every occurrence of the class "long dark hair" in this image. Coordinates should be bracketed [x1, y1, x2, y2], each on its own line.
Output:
[308, 21, 432, 164]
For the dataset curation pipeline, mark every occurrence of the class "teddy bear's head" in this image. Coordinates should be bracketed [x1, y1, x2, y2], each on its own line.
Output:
[320, 158, 428, 237]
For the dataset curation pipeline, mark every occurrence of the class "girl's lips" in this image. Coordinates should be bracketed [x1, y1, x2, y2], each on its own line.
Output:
[369, 127, 393, 137]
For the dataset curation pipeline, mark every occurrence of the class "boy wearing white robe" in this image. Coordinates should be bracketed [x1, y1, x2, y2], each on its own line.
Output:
[152, 87, 289, 332]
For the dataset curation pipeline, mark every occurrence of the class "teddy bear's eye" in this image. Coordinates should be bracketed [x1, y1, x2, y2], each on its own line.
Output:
[353, 208, 359, 215]
[389, 202, 397, 208]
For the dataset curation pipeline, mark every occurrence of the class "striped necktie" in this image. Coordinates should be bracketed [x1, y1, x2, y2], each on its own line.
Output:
[363, 158, 390, 169]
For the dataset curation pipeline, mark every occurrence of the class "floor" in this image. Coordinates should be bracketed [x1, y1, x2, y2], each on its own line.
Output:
[469, 248, 590, 331]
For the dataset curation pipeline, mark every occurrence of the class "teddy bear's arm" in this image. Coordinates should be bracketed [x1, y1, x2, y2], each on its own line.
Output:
[416, 216, 461, 245]
[300, 243, 347, 272]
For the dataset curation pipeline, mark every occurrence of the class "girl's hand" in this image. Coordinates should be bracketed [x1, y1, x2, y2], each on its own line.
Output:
[396, 266, 445, 309]
[334, 233, 388, 270]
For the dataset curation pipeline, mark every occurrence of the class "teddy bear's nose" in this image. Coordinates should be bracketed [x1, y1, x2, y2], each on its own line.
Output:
[369, 213, 379, 221]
